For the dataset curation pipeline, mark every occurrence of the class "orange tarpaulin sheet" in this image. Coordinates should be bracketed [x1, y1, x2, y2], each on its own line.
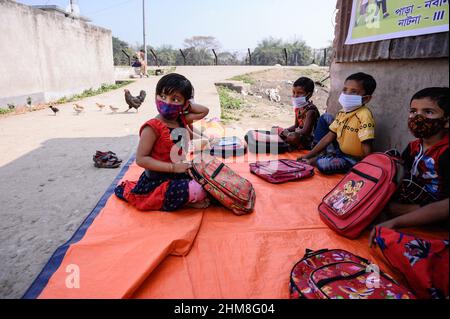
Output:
[31, 152, 447, 299]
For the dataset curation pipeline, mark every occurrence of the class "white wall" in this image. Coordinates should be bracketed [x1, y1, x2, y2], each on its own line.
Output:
[0, 0, 114, 107]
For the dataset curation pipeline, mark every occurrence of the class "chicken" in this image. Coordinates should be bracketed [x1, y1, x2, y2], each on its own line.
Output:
[109, 105, 119, 113]
[96, 103, 106, 111]
[74, 104, 85, 111]
[73, 105, 83, 115]
[49, 105, 59, 115]
[124, 89, 146, 112]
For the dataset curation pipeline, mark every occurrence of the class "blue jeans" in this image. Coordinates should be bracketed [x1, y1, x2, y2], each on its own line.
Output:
[313, 113, 359, 174]
[312, 113, 338, 153]
[316, 149, 359, 175]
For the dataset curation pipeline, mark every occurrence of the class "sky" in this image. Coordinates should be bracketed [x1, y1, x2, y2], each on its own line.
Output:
[17, 0, 337, 52]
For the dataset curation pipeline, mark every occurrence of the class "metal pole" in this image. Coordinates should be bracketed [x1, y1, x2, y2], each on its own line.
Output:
[150, 49, 159, 67]
[179, 49, 187, 65]
[212, 49, 218, 65]
[142, 0, 147, 64]
[284, 48, 288, 66]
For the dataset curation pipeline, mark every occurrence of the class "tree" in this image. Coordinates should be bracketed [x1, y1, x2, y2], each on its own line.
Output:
[217, 51, 241, 65]
[252, 37, 313, 66]
[112, 37, 134, 66]
[312, 43, 333, 66]
[153, 45, 178, 66]
[253, 37, 285, 65]
[285, 40, 313, 66]
[182, 36, 221, 65]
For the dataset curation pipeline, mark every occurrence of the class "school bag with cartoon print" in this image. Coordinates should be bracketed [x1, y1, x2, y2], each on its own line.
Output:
[289, 248, 415, 299]
[374, 227, 449, 299]
[319, 153, 403, 239]
[189, 154, 256, 216]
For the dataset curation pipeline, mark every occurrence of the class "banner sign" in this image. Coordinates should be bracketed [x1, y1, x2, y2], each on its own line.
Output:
[346, 0, 449, 44]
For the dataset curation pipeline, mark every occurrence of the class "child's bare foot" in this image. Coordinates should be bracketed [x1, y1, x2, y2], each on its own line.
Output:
[187, 198, 211, 209]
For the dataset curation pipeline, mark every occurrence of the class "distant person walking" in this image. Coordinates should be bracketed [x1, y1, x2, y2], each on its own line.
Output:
[137, 49, 149, 78]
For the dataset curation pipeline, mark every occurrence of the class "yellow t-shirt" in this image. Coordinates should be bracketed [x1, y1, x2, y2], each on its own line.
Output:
[329, 106, 375, 158]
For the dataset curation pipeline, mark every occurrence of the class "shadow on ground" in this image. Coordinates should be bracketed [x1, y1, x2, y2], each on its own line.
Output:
[0, 135, 137, 299]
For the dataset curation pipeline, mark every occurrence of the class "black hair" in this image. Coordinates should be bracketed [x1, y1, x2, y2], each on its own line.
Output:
[293, 77, 315, 95]
[411, 87, 449, 116]
[346, 72, 377, 96]
[156, 73, 194, 102]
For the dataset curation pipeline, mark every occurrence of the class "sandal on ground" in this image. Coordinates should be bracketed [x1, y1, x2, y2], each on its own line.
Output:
[93, 150, 122, 163]
[93, 150, 122, 168]
[93, 156, 121, 169]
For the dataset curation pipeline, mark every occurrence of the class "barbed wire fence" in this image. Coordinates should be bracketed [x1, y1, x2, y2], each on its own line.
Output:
[120, 46, 332, 68]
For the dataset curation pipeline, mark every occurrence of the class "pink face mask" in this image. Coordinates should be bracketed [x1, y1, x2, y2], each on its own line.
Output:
[156, 100, 184, 120]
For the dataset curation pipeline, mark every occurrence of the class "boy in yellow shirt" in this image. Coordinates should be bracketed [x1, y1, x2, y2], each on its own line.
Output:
[298, 72, 377, 174]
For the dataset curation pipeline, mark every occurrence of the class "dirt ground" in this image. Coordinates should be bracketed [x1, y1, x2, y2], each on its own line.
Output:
[221, 67, 330, 132]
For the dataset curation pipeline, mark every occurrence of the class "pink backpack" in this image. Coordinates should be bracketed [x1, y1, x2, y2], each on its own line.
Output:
[249, 159, 314, 183]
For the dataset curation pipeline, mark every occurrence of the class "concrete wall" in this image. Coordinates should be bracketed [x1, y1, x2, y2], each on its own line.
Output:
[327, 58, 449, 152]
[0, 0, 114, 107]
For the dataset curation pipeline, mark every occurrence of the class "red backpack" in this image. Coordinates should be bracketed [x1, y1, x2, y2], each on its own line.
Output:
[374, 227, 449, 299]
[249, 159, 314, 184]
[290, 248, 416, 299]
[189, 155, 256, 216]
[318, 153, 402, 239]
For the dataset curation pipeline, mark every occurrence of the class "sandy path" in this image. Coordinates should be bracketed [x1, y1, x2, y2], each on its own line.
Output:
[0, 66, 272, 299]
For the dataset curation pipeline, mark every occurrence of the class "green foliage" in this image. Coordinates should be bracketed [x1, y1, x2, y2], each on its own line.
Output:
[218, 87, 243, 110]
[252, 37, 313, 66]
[217, 86, 243, 123]
[113, 35, 327, 67]
[230, 74, 255, 85]
[0, 107, 14, 115]
[113, 36, 135, 66]
[147, 67, 177, 76]
[55, 81, 133, 104]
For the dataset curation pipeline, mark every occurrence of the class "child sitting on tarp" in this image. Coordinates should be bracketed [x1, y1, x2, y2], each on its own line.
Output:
[115, 73, 211, 211]
[370, 87, 449, 236]
[274, 77, 320, 150]
[298, 72, 377, 174]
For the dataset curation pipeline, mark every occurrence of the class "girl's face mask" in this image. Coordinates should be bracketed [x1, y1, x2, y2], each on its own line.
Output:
[408, 115, 448, 139]
[156, 99, 185, 121]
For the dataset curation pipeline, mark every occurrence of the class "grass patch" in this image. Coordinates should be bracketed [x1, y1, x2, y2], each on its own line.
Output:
[148, 66, 177, 76]
[0, 108, 14, 115]
[218, 87, 243, 110]
[55, 81, 133, 104]
[217, 86, 244, 123]
[229, 74, 256, 85]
